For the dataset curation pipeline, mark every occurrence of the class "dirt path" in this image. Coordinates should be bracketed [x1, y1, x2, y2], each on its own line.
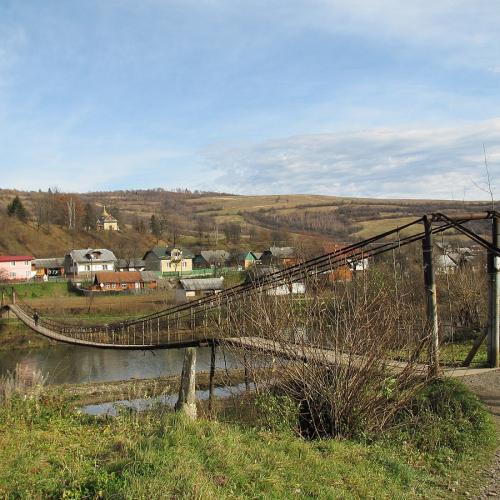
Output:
[461, 369, 500, 499]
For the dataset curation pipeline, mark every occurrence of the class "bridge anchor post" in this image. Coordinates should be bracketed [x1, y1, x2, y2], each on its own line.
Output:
[422, 216, 440, 376]
[487, 215, 500, 368]
[175, 347, 197, 420]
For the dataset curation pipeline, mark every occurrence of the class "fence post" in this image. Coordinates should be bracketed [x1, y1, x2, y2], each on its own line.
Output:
[175, 347, 197, 420]
[422, 216, 440, 375]
[487, 215, 500, 368]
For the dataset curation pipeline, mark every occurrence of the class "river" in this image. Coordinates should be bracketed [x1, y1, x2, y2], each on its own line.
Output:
[0, 344, 240, 385]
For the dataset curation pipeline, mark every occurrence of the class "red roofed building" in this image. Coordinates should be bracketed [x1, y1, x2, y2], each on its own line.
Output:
[0, 255, 34, 281]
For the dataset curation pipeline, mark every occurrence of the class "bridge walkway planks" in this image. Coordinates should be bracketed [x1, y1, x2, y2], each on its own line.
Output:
[225, 336, 500, 379]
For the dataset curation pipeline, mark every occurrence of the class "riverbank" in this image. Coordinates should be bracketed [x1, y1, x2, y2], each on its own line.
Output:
[0, 317, 51, 350]
[0, 376, 497, 498]
[45, 367, 256, 406]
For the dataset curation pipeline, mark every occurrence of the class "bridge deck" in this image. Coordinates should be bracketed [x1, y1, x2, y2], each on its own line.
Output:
[4, 305, 498, 378]
[225, 336, 499, 379]
[5, 305, 211, 349]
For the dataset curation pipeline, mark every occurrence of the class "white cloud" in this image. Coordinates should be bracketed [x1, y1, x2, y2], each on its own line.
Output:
[203, 119, 500, 200]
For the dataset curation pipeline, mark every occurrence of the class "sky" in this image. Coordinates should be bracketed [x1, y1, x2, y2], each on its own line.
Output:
[0, 0, 499, 199]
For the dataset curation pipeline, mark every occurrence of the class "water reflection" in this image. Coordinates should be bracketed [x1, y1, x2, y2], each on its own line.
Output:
[0, 345, 239, 385]
[81, 382, 251, 417]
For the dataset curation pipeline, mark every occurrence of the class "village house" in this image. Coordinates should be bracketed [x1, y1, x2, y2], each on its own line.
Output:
[193, 250, 231, 271]
[140, 271, 160, 288]
[91, 271, 145, 292]
[0, 255, 34, 282]
[143, 246, 194, 275]
[32, 258, 65, 280]
[244, 251, 263, 269]
[347, 256, 369, 272]
[261, 246, 299, 267]
[64, 249, 117, 278]
[244, 265, 305, 295]
[176, 277, 224, 303]
[96, 206, 119, 231]
[116, 258, 146, 272]
[434, 243, 478, 275]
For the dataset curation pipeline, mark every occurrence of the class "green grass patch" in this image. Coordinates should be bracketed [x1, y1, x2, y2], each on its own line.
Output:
[0, 378, 496, 499]
[1, 281, 74, 300]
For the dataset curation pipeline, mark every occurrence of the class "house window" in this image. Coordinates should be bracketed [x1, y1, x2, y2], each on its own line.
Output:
[103, 264, 108, 270]
[121, 283, 127, 289]
[182, 261, 186, 268]
[112, 283, 116, 289]
[85, 265, 91, 271]
[25, 261, 29, 265]
[11, 262, 15, 266]
[10, 272, 15, 278]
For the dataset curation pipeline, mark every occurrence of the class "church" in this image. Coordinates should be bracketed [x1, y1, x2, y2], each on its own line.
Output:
[96, 206, 119, 231]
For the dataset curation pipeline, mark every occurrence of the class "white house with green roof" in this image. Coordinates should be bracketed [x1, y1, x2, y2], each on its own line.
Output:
[143, 246, 194, 275]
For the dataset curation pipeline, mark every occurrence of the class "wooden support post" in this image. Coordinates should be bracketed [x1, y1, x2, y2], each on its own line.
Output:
[462, 329, 488, 367]
[243, 352, 250, 391]
[208, 343, 216, 413]
[487, 216, 500, 368]
[175, 347, 197, 420]
[422, 216, 440, 376]
[12, 289, 16, 305]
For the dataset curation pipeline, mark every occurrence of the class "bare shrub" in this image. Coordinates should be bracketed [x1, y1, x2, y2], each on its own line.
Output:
[0, 363, 46, 405]
[220, 260, 431, 439]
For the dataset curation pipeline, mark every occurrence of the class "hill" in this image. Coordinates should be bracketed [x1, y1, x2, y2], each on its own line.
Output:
[0, 188, 493, 259]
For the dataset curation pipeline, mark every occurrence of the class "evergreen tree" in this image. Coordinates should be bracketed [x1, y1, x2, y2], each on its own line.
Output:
[83, 203, 96, 231]
[6, 196, 27, 221]
[150, 214, 161, 241]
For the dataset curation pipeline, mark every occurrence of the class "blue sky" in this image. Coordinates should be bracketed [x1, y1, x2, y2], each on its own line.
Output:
[0, 0, 499, 199]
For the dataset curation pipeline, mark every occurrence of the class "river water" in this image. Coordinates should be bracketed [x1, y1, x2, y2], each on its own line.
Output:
[0, 345, 240, 385]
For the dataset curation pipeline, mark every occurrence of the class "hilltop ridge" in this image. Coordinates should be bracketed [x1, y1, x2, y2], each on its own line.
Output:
[0, 188, 493, 258]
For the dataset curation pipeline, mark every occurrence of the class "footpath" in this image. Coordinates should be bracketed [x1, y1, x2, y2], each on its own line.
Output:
[462, 369, 500, 499]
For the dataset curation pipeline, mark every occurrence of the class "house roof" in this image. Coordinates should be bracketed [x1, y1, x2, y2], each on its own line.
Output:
[0, 255, 34, 263]
[33, 257, 65, 269]
[68, 249, 117, 263]
[437, 255, 458, 268]
[266, 247, 296, 259]
[201, 250, 230, 263]
[116, 258, 145, 269]
[245, 251, 263, 260]
[145, 246, 194, 260]
[140, 271, 160, 282]
[94, 271, 142, 284]
[180, 277, 224, 291]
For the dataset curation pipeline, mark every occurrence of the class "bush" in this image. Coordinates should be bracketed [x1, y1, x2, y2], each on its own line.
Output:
[389, 378, 495, 456]
[254, 393, 298, 434]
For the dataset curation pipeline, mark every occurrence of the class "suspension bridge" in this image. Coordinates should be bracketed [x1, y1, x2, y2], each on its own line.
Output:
[1, 212, 499, 374]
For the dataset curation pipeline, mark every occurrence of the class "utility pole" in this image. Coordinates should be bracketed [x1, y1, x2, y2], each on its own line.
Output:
[487, 215, 500, 368]
[422, 216, 439, 375]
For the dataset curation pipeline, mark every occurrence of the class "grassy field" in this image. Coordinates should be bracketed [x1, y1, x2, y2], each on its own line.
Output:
[351, 216, 423, 239]
[0, 378, 496, 498]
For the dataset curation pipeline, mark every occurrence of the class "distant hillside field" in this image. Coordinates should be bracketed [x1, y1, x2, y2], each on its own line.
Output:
[0, 188, 492, 258]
